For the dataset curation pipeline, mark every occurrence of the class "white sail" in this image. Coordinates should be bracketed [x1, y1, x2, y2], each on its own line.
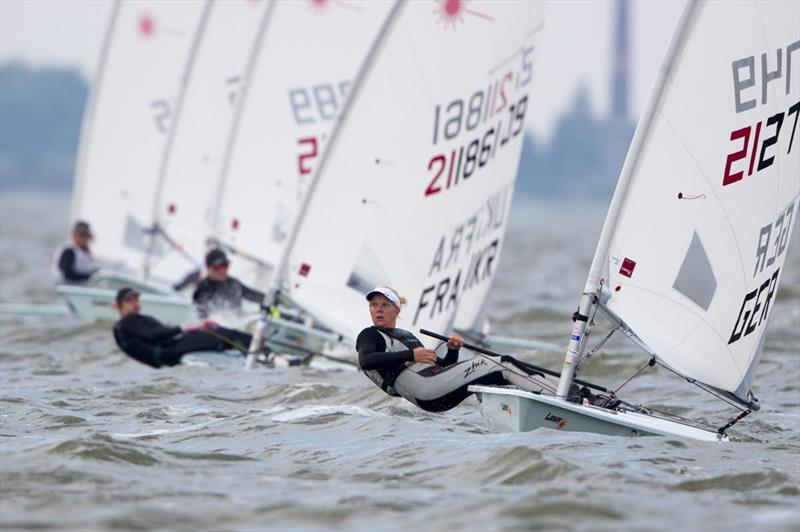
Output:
[215, 0, 394, 289]
[152, 0, 270, 278]
[70, 0, 208, 281]
[286, 0, 544, 342]
[593, 0, 799, 404]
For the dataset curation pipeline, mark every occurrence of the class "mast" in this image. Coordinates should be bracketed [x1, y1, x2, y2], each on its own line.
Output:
[143, 0, 213, 278]
[263, 0, 404, 306]
[70, 0, 121, 229]
[554, 0, 701, 399]
[210, 0, 277, 241]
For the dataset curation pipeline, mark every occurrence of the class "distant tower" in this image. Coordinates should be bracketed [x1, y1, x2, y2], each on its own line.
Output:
[611, 0, 629, 120]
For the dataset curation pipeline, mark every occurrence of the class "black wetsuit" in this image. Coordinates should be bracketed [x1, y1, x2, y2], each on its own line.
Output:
[192, 277, 265, 318]
[113, 313, 252, 369]
[357, 326, 520, 412]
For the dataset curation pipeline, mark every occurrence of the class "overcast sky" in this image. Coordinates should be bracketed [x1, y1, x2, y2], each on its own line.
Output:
[0, 0, 686, 142]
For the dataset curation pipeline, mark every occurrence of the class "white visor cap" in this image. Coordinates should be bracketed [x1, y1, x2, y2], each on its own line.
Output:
[366, 286, 401, 308]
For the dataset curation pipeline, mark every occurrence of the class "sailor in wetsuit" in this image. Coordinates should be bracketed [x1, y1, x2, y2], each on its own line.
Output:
[356, 286, 549, 412]
[113, 286, 253, 368]
[52, 220, 98, 284]
[192, 248, 265, 318]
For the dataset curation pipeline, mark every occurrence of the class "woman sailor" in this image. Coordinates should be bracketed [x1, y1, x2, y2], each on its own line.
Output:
[357, 286, 549, 412]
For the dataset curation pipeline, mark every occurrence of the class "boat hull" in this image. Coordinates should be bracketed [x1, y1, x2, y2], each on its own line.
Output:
[261, 313, 353, 361]
[182, 351, 306, 368]
[469, 385, 727, 442]
[56, 269, 192, 323]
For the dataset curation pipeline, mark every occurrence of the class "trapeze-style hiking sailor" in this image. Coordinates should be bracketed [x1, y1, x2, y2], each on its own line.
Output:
[356, 286, 551, 412]
[192, 248, 266, 319]
[52, 220, 98, 284]
[112, 286, 254, 369]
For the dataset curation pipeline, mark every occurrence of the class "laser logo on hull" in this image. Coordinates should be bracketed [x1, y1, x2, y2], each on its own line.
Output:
[545, 412, 566, 429]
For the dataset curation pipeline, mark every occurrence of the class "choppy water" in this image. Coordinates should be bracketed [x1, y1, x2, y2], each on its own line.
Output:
[1, 191, 799, 531]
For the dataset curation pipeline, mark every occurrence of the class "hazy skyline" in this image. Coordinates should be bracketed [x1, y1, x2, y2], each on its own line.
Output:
[0, 0, 685, 142]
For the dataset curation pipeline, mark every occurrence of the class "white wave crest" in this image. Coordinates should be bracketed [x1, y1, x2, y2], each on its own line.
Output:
[270, 404, 386, 423]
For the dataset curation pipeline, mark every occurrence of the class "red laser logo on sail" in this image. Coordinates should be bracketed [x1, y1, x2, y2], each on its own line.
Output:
[434, 0, 493, 29]
[138, 14, 154, 37]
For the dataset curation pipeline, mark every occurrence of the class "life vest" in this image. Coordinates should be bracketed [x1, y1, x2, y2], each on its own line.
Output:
[363, 329, 417, 397]
[52, 243, 95, 282]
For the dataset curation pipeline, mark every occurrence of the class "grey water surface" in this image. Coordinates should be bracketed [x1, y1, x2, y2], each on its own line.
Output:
[1, 191, 798, 531]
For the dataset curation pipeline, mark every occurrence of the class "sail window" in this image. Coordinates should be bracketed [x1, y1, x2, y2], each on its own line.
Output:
[672, 232, 717, 311]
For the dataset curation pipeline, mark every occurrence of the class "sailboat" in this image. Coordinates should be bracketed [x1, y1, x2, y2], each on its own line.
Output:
[214, 0, 394, 291]
[469, 0, 800, 441]
[58, 0, 211, 322]
[211, 0, 395, 360]
[148, 0, 271, 294]
[243, 0, 545, 363]
[58, 0, 391, 342]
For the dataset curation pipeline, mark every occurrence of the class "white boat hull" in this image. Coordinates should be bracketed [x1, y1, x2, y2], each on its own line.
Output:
[469, 385, 727, 442]
[0, 303, 72, 317]
[261, 314, 354, 362]
[182, 351, 306, 368]
[181, 350, 354, 371]
[56, 269, 191, 323]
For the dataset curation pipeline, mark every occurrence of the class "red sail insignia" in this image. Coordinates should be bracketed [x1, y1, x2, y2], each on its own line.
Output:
[619, 258, 636, 278]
